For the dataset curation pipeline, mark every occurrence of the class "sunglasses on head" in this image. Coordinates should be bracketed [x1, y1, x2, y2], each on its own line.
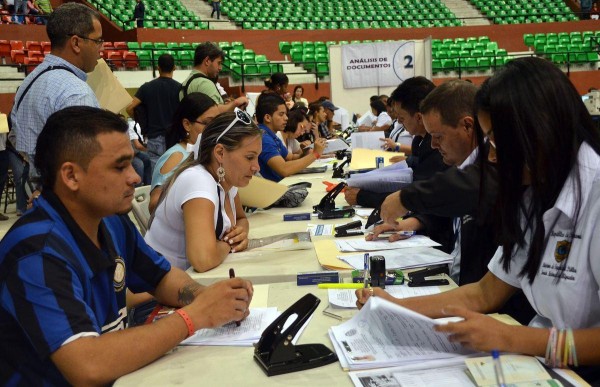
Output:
[215, 108, 252, 143]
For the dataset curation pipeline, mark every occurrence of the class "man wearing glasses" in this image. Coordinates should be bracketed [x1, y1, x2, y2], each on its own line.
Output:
[10, 3, 102, 190]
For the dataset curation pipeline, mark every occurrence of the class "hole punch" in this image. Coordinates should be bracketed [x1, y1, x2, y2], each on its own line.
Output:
[254, 294, 338, 376]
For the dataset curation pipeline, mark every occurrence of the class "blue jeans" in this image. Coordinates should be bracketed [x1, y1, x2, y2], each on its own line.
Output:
[8, 150, 29, 214]
[146, 136, 166, 172]
[132, 150, 152, 186]
[12, 0, 27, 23]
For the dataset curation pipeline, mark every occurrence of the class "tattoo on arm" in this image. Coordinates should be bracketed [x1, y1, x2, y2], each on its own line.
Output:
[177, 282, 202, 305]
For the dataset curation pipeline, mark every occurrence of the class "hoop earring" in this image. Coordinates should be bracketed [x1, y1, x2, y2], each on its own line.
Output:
[217, 164, 225, 183]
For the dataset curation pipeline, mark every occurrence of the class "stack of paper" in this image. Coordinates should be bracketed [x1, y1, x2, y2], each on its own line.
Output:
[346, 161, 413, 193]
[181, 307, 278, 346]
[350, 131, 386, 150]
[338, 247, 453, 270]
[328, 285, 441, 308]
[335, 235, 441, 252]
[329, 297, 474, 370]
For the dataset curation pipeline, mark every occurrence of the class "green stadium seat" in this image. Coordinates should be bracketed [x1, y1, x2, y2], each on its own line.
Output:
[279, 41, 291, 54]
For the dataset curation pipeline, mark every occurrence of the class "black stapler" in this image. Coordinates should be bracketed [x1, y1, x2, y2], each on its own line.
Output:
[407, 264, 450, 287]
[313, 182, 355, 219]
[334, 220, 363, 237]
[254, 293, 338, 376]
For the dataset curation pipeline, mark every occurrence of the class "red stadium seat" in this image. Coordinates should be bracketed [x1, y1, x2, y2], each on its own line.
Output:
[108, 51, 124, 68]
[0, 40, 11, 58]
[40, 41, 51, 54]
[11, 50, 26, 64]
[24, 56, 42, 71]
[27, 50, 44, 61]
[26, 41, 42, 52]
[114, 41, 128, 50]
[10, 40, 24, 51]
[123, 51, 139, 69]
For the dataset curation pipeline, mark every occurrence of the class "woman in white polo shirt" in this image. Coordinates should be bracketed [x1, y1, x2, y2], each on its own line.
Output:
[145, 110, 262, 272]
[356, 57, 600, 382]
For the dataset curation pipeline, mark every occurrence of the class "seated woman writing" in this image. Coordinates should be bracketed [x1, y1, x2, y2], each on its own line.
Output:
[359, 57, 600, 383]
[277, 109, 311, 160]
[145, 109, 262, 272]
[149, 93, 219, 214]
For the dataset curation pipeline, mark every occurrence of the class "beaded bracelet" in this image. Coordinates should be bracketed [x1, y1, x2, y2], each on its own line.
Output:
[175, 309, 195, 338]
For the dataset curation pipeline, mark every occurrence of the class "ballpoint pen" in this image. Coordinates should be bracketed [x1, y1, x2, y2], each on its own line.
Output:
[229, 268, 241, 327]
[363, 253, 369, 289]
[492, 349, 506, 387]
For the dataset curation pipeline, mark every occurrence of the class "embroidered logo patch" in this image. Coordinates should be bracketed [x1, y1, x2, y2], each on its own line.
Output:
[554, 240, 571, 263]
[113, 256, 126, 292]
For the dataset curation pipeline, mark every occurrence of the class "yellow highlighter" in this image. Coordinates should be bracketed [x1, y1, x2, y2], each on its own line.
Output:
[317, 283, 365, 289]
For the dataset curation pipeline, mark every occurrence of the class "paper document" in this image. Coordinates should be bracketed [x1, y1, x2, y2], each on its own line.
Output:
[339, 247, 453, 270]
[329, 296, 474, 370]
[346, 166, 413, 193]
[181, 307, 278, 346]
[349, 359, 475, 387]
[350, 131, 386, 150]
[324, 138, 350, 153]
[328, 284, 441, 308]
[307, 224, 338, 236]
[335, 235, 441, 252]
[87, 59, 132, 113]
[465, 355, 555, 386]
[0, 113, 8, 134]
[349, 148, 397, 170]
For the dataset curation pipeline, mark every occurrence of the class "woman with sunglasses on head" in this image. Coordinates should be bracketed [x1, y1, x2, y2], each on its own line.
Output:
[356, 57, 600, 382]
[145, 110, 262, 272]
[148, 93, 219, 214]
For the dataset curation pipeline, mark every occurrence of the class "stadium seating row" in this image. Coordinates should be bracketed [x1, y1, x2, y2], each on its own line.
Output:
[469, 0, 577, 24]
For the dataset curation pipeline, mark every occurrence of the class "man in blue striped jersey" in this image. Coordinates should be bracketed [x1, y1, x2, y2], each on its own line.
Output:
[0, 106, 253, 385]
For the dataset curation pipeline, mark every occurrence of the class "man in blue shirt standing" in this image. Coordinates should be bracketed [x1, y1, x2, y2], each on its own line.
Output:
[10, 3, 102, 188]
[256, 94, 326, 182]
[0, 106, 253, 385]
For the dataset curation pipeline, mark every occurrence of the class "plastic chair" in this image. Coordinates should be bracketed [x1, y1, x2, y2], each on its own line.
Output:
[131, 185, 151, 236]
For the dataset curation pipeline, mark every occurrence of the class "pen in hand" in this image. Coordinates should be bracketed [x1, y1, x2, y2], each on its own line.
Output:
[229, 268, 241, 327]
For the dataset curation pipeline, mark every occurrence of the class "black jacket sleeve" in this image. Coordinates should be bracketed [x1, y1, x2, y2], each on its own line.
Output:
[401, 162, 498, 219]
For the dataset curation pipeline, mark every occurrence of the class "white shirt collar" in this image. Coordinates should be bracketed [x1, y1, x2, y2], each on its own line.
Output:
[552, 142, 600, 220]
[458, 147, 479, 170]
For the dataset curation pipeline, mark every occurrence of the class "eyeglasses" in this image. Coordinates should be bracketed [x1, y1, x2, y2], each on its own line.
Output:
[194, 119, 212, 126]
[68, 34, 105, 46]
[215, 108, 252, 143]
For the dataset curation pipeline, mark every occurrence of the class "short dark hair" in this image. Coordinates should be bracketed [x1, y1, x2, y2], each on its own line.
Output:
[167, 92, 217, 148]
[158, 53, 175, 73]
[420, 79, 477, 126]
[255, 94, 286, 124]
[35, 107, 128, 190]
[47, 3, 100, 48]
[370, 99, 387, 116]
[390, 76, 435, 115]
[194, 42, 224, 66]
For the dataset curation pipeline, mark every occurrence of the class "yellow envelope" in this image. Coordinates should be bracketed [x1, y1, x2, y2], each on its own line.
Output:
[238, 176, 288, 208]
